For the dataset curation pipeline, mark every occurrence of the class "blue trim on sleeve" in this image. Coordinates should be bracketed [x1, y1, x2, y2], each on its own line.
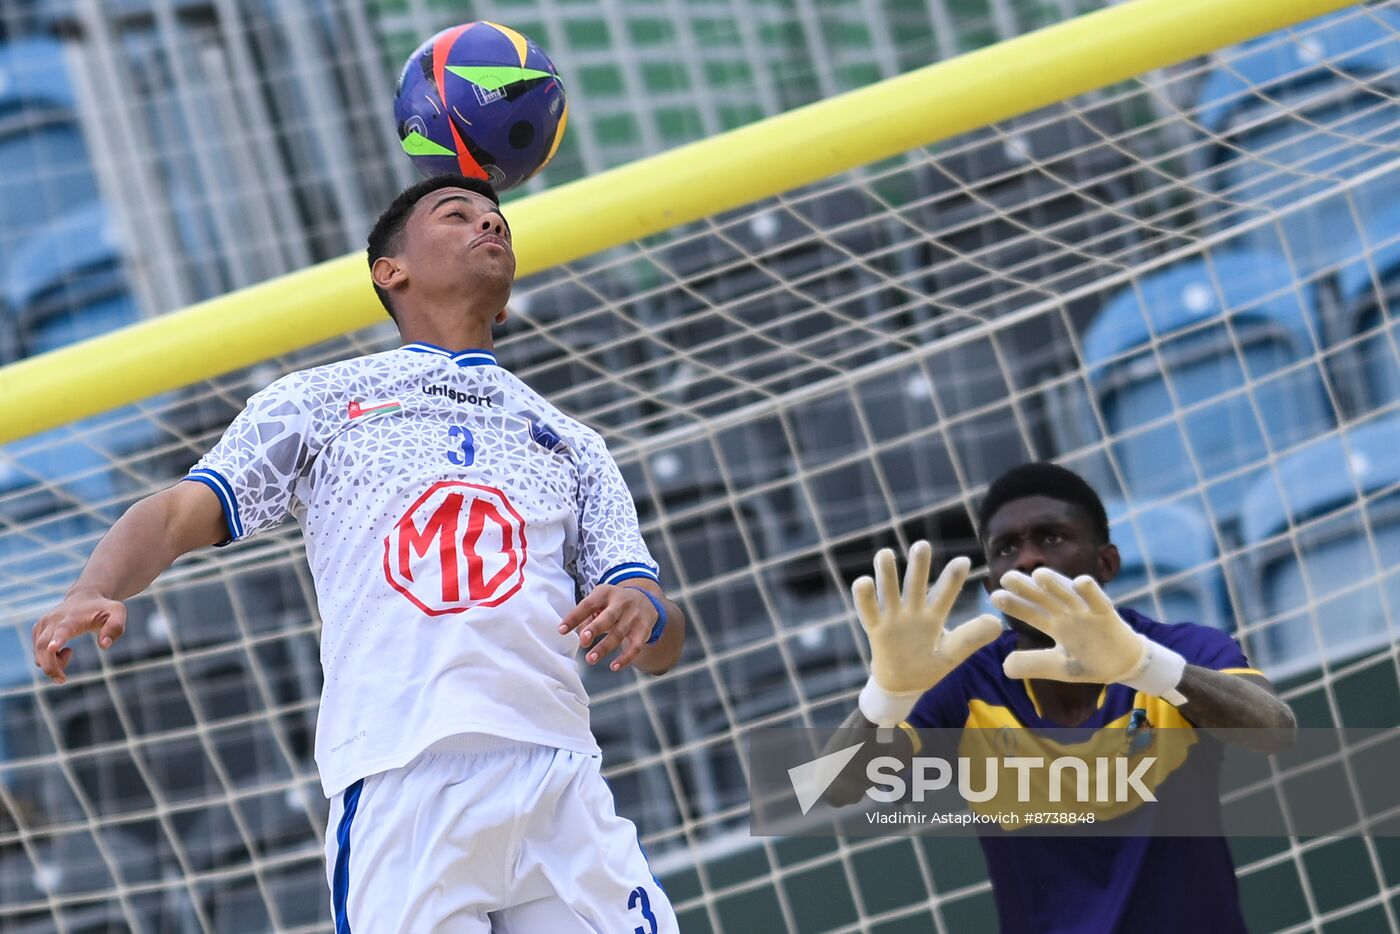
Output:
[332, 778, 364, 934]
[600, 562, 660, 587]
[182, 469, 243, 543]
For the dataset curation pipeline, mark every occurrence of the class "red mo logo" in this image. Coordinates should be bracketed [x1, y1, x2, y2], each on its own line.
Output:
[383, 481, 528, 616]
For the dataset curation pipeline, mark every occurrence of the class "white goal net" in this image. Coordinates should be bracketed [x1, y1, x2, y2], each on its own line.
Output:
[1, 1, 1399, 932]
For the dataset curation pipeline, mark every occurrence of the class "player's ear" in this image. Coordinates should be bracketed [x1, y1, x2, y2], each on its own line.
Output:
[372, 255, 407, 294]
[494, 304, 510, 326]
[1097, 542, 1121, 585]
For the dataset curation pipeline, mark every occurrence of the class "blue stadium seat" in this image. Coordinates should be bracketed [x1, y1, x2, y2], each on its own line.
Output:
[7, 203, 133, 346]
[1195, 10, 1400, 274]
[1196, 10, 1400, 138]
[1105, 499, 1229, 631]
[917, 101, 1146, 329]
[1239, 414, 1400, 672]
[0, 38, 100, 261]
[0, 205, 153, 685]
[1083, 251, 1333, 529]
[0, 37, 78, 116]
[1333, 209, 1400, 415]
[1, 204, 147, 507]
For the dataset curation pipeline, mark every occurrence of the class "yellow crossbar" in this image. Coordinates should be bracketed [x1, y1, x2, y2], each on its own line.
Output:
[0, 0, 1357, 443]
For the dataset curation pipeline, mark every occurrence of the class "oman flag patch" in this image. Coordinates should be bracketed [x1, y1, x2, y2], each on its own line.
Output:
[348, 399, 403, 420]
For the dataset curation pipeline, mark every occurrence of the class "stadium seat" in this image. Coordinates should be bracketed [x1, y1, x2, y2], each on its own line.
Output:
[6, 203, 133, 347]
[1238, 414, 1400, 673]
[1105, 499, 1230, 631]
[0, 846, 48, 929]
[1332, 208, 1400, 416]
[1083, 251, 1334, 529]
[0, 205, 157, 690]
[499, 271, 654, 433]
[0, 297, 16, 366]
[0, 36, 100, 350]
[0, 39, 99, 264]
[584, 688, 683, 844]
[916, 101, 1146, 332]
[1, 203, 155, 507]
[1195, 9, 1400, 274]
[1197, 11, 1400, 152]
[30, 646, 320, 891]
[0, 812, 165, 932]
[630, 187, 909, 413]
[911, 103, 1147, 498]
[788, 362, 1015, 563]
[204, 851, 327, 934]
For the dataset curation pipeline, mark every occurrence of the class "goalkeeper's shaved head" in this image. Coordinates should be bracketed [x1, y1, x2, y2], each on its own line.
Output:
[978, 463, 1110, 545]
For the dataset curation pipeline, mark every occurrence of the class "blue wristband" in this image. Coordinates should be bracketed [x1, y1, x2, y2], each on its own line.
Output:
[625, 586, 668, 644]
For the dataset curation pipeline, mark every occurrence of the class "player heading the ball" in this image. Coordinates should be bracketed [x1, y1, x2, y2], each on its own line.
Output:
[33, 174, 685, 933]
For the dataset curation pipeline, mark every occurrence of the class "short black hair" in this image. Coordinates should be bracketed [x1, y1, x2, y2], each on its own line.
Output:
[978, 462, 1110, 544]
[366, 173, 501, 319]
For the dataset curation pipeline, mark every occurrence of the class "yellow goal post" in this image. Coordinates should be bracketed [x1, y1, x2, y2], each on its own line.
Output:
[0, 0, 1355, 446]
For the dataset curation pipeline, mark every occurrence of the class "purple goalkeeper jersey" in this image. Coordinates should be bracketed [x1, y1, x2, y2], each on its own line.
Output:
[906, 609, 1261, 934]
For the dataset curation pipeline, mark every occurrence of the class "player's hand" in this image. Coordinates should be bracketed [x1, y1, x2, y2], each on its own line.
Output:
[559, 584, 661, 673]
[994, 568, 1186, 704]
[32, 588, 128, 685]
[853, 543, 1001, 726]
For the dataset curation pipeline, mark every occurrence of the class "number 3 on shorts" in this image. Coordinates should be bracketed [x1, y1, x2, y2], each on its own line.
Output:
[628, 885, 658, 934]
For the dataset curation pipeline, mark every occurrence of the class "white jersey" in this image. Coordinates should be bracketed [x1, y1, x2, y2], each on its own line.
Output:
[185, 343, 659, 796]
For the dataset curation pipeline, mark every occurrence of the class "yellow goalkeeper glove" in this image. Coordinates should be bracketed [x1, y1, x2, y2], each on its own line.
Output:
[993, 567, 1188, 705]
[854, 542, 1002, 727]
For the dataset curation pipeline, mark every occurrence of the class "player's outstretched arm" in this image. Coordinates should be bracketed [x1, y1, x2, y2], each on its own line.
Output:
[33, 481, 228, 685]
[559, 579, 685, 676]
[1170, 667, 1296, 754]
[821, 543, 1001, 807]
[994, 568, 1296, 753]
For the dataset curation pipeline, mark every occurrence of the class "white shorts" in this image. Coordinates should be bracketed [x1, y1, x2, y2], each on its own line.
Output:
[324, 734, 677, 933]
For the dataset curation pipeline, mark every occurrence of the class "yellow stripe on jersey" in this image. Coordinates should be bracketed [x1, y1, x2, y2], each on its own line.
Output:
[1218, 667, 1266, 678]
[958, 699, 1197, 828]
[897, 721, 922, 755]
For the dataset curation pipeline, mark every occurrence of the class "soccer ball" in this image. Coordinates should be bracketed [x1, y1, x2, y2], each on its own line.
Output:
[393, 21, 568, 191]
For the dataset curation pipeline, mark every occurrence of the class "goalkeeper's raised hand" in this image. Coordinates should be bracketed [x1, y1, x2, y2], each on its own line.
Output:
[854, 542, 1002, 727]
[993, 567, 1187, 705]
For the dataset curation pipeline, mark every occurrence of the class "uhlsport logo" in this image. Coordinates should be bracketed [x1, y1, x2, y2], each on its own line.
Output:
[384, 480, 527, 616]
[423, 384, 494, 407]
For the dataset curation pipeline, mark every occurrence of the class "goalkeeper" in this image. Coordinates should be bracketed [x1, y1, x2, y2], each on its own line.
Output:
[822, 462, 1296, 933]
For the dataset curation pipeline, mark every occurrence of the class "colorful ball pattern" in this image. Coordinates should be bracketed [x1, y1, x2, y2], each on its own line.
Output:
[393, 21, 568, 191]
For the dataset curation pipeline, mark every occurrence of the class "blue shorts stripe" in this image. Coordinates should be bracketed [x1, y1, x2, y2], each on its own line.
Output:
[332, 779, 364, 934]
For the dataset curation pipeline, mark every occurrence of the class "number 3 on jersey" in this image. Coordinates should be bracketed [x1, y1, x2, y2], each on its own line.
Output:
[383, 480, 528, 616]
[446, 425, 474, 466]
